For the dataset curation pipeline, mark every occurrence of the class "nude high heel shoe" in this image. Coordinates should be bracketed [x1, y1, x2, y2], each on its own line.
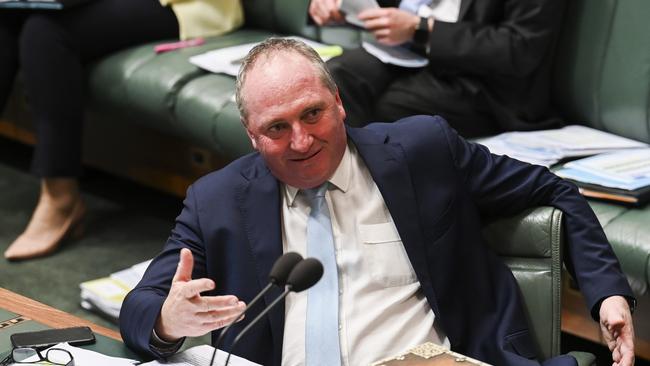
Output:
[4, 198, 86, 261]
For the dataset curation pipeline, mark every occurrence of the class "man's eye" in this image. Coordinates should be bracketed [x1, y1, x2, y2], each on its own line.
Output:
[304, 108, 322, 122]
[267, 123, 287, 135]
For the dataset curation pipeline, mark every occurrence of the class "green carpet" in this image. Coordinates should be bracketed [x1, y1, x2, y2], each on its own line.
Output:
[0, 137, 179, 331]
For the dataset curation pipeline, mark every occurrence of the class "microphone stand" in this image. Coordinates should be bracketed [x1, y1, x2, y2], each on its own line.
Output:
[224, 286, 293, 366]
[209, 282, 274, 366]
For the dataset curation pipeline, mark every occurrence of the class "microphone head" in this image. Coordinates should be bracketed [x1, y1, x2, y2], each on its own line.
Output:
[269, 252, 303, 286]
[286, 258, 323, 292]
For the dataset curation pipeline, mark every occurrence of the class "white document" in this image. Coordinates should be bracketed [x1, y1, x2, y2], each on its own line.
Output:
[140, 345, 261, 366]
[520, 125, 647, 152]
[563, 148, 650, 184]
[477, 125, 648, 167]
[16, 342, 138, 366]
[361, 40, 429, 68]
[189, 37, 338, 76]
[555, 167, 650, 190]
[339, 0, 379, 27]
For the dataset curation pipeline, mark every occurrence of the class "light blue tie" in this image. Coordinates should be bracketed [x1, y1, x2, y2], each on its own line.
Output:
[304, 183, 342, 366]
[399, 0, 433, 14]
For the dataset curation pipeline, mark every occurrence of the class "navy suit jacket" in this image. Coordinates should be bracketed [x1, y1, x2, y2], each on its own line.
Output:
[120, 116, 632, 365]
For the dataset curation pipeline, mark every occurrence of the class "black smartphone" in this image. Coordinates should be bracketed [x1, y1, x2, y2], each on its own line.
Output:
[10, 326, 96, 349]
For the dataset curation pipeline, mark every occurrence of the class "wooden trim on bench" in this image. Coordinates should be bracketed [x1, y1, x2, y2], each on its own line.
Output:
[562, 278, 650, 361]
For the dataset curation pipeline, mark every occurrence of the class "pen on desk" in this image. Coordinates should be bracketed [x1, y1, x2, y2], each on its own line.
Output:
[154, 37, 205, 54]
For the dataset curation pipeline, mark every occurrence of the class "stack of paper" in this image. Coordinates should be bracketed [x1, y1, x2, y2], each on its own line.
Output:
[79, 260, 152, 322]
[556, 149, 650, 189]
[477, 125, 647, 167]
[141, 344, 261, 366]
[555, 148, 650, 205]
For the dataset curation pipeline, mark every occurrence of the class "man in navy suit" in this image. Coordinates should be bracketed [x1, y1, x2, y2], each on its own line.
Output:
[120, 38, 635, 366]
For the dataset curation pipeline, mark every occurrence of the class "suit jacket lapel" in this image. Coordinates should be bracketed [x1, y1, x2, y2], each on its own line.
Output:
[239, 158, 285, 359]
[347, 127, 439, 315]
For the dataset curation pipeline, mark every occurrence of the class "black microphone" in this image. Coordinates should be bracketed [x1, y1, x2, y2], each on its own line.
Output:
[223, 258, 323, 366]
[209, 252, 303, 366]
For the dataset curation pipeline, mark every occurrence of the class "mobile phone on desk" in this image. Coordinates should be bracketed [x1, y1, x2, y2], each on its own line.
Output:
[10, 326, 95, 349]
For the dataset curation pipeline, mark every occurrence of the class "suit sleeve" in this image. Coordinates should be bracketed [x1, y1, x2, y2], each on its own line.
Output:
[119, 184, 209, 358]
[438, 118, 634, 320]
[428, 0, 565, 77]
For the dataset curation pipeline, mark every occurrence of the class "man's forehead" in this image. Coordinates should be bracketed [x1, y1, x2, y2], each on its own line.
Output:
[247, 51, 319, 84]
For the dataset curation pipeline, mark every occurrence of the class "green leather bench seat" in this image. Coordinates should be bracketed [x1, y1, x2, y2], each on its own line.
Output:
[483, 207, 564, 360]
[87, 30, 271, 153]
[551, 0, 650, 296]
[590, 202, 650, 294]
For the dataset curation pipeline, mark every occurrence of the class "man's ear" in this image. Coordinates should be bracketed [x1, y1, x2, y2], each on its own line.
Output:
[335, 89, 346, 122]
[242, 118, 258, 150]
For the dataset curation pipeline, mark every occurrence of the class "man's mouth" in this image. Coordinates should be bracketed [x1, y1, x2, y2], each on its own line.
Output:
[291, 149, 321, 162]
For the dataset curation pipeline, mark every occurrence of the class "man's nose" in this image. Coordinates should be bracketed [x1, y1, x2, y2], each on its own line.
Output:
[290, 124, 312, 152]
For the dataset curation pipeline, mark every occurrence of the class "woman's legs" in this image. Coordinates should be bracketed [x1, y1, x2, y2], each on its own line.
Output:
[0, 11, 23, 113]
[5, 0, 178, 260]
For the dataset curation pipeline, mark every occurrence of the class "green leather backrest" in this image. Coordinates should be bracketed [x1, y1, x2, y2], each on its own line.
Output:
[482, 207, 564, 361]
[242, 0, 316, 38]
[242, 0, 363, 48]
[552, 0, 650, 142]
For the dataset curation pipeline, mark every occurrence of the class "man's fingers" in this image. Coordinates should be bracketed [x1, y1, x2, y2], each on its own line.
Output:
[172, 248, 194, 283]
[200, 302, 247, 329]
[358, 7, 386, 20]
[182, 278, 215, 298]
[197, 300, 245, 319]
[309, 0, 342, 25]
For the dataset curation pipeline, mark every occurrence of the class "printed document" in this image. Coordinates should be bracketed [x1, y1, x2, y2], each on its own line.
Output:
[141, 345, 261, 366]
[339, 0, 379, 27]
[563, 148, 650, 184]
[361, 40, 429, 68]
[477, 125, 647, 167]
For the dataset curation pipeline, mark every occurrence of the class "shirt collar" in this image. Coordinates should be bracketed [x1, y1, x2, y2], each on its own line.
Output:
[283, 143, 352, 207]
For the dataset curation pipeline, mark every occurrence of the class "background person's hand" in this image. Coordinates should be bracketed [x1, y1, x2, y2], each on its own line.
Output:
[358, 7, 420, 46]
[154, 248, 246, 342]
[309, 0, 344, 25]
[599, 295, 635, 366]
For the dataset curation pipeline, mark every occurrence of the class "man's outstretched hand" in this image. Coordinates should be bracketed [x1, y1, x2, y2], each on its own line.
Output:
[599, 295, 635, 366]
[154, 248, 246, 342]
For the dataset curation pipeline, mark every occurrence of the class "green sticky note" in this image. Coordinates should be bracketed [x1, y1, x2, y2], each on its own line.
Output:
[314, 45, 344, 58]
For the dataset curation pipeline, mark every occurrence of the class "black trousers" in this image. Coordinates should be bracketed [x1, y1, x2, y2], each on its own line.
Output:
[326, 48, 500, 138]
[0, 0, 178, 177]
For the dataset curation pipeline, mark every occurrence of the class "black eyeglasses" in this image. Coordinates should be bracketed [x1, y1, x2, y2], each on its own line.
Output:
[0, 347, 74, 366]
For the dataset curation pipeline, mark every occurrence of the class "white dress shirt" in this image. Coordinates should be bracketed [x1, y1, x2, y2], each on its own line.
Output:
[281, 142, 449, 366]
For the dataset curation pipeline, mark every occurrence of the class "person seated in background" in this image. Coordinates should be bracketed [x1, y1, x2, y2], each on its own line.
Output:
[120, 38, 635, 366]
[0, 0, 243, 261]
[309, 0, 565, 137]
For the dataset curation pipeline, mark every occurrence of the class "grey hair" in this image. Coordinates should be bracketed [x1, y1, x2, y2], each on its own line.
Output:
[235, 37, 338, 123]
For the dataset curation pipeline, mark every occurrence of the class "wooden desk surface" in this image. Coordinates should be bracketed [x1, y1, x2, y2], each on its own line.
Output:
[0, 288, 121, 341]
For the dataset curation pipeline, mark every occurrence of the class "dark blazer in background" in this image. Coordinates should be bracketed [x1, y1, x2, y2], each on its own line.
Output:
[120, 116, 631, 366]
[332, 0, 566, 133]
[424, 0, 566, 130]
